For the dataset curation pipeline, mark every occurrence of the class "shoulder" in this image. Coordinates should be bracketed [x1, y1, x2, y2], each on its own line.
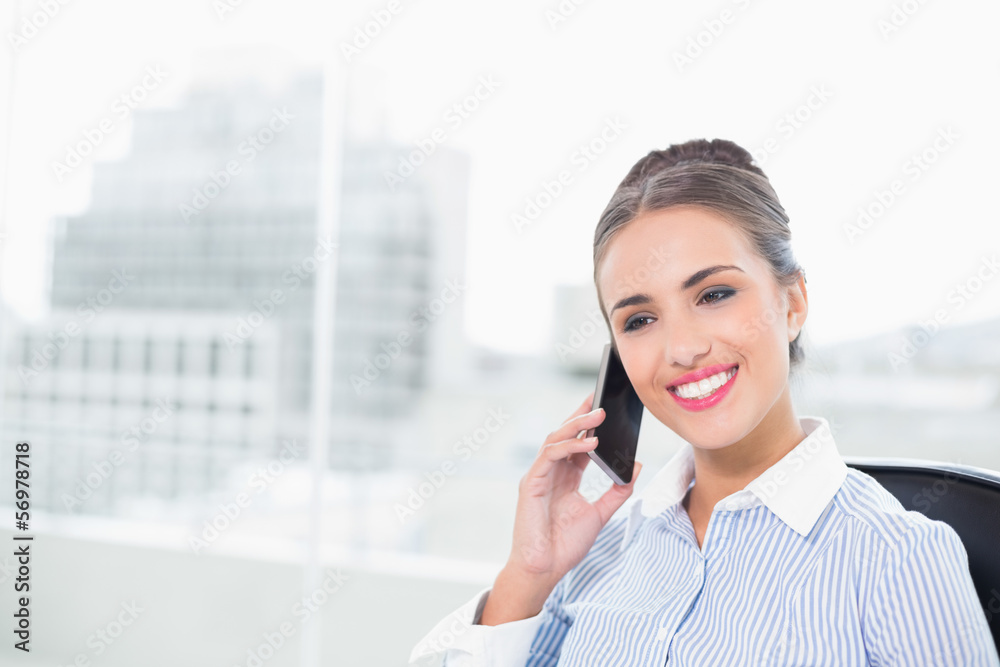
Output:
[835, 473, 994, 662]
[830, 468, 968, 571]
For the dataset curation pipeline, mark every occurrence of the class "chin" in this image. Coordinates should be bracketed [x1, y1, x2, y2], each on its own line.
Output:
[682, 424, 745, 450]
[652, 395, 751, 450]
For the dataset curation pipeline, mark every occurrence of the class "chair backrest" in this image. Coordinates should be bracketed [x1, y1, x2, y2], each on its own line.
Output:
[843, 456, 1000, 652]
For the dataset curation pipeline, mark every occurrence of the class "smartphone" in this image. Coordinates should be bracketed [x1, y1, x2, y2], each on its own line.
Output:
[585, 342, 644, 485]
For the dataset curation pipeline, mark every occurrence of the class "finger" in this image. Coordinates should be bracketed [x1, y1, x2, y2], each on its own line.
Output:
[591, 461, 642, 524]
[540, 436, 599, 463]
[544, 403, 604, 449]
[526, 435, 598, 484]
[568, 453, 588, 471]
[567, 447, 595, 470]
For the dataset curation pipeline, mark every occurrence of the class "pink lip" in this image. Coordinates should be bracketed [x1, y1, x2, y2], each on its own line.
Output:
[667, 365, 738, 412]
[667, 363, 738, 389]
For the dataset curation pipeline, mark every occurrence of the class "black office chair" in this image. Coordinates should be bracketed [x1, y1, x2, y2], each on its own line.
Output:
[843, 456, 1000, 652]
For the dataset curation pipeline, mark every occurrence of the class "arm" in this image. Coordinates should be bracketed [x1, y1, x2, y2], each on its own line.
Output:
[863, 518, 1000, 666]
[411, 393, 638, 666]
[408, 578, 569, 667]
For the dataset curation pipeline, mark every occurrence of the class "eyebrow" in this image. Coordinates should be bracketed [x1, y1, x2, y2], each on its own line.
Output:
[608, 265, 744, 315]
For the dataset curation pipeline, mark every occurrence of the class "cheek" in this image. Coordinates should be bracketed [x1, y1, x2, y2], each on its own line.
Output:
[733, 297, 786, 348]
[620, 342, 652, 377]
[619, 342, 659, 397]
[736, 298, 794, 378]
[722, 304, 789, 395]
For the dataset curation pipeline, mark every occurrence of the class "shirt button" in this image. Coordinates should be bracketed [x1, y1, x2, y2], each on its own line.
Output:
[656, 626, 670, 641]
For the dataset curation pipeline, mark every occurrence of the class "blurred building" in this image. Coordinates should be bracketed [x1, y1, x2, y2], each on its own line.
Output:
[0, 64, 472, 515]
[549, 283, 611, 375]
[792, 317, 1000, 468]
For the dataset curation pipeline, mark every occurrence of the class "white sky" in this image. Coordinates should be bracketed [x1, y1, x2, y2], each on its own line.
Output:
[1, 0, 998, 354]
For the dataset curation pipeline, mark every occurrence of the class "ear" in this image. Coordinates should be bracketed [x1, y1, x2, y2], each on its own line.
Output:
[785, 270, 808, 341]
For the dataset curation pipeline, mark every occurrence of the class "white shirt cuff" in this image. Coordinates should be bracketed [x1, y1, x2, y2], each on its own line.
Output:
[408, 586, 546, 666]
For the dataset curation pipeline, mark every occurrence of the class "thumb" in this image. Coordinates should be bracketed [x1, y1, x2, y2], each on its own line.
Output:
[593, 462, 642, 524]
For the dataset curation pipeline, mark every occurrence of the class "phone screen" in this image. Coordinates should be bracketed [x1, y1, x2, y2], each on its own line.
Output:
[586, 342, 644, 485]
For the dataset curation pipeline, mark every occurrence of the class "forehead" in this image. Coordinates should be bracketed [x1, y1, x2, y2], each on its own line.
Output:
[597, 206, 758, 303]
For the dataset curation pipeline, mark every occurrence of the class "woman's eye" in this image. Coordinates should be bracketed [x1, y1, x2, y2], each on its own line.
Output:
[701, 289, 734, 305]
[623, 290, 734, 333]
[623, 315, 652, 333]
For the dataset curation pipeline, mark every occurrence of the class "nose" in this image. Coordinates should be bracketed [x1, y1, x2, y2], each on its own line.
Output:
[661, 316, 711, 369]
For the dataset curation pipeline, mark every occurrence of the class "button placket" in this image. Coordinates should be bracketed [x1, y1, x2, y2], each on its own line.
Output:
[650, 542, 704, 651]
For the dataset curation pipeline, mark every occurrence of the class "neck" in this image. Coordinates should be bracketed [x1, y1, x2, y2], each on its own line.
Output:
[683, 384, 807, 516]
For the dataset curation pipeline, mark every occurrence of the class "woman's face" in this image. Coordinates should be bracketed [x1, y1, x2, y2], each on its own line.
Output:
[596, 205, 807, 450]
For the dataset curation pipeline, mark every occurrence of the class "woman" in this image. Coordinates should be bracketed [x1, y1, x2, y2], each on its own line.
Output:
[409, 139, 999, 665]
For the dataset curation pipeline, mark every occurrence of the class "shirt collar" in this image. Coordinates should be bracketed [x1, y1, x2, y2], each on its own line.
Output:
[620, 416, 848, 552]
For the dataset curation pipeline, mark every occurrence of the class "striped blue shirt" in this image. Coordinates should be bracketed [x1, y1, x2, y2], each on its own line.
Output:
[410, 416, 999, 666]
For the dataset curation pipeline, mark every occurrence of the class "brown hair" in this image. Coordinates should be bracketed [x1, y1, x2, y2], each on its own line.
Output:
[593, 138, 806, 369]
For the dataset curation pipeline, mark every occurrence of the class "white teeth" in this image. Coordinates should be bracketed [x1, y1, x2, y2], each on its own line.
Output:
[672, 367, 736, 400]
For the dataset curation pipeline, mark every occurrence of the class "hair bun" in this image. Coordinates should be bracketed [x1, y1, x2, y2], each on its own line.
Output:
[619, 138, 765, 188]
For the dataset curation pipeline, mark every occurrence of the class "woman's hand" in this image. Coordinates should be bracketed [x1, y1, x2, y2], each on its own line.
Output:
[478, 391, 642, 625]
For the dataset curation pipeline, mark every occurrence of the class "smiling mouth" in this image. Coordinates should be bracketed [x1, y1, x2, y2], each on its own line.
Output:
[668, 365, 739, 400]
